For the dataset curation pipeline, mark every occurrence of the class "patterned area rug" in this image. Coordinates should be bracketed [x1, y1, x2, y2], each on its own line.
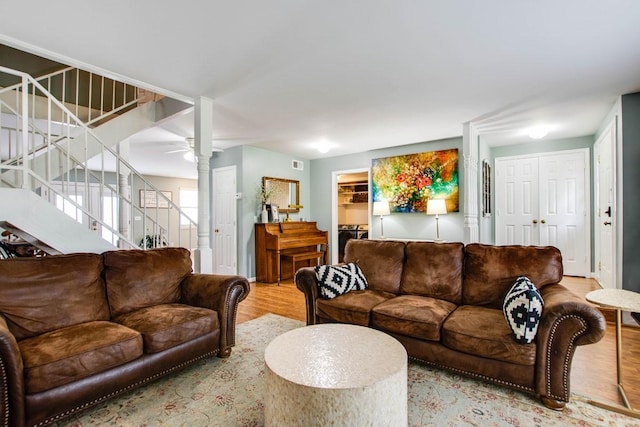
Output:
[59, 314, 637, 426]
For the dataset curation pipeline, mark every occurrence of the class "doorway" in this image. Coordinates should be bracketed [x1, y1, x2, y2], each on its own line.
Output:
[332, 168, 369, 264]
[212, 166, 237, 275]
[494, 149, 590, 277]
[594, 122, 616, 289]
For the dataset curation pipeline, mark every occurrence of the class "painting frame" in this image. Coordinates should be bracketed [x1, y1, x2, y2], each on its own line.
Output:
[139, 190, 172, 209]
[482, 159, 491, 217]
[371, 148, 459, 213]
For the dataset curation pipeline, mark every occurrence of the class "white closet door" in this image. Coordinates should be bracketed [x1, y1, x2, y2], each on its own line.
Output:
[495, 156, 539, 245]
[538, 151, 587, 276]
[495, 149, 589, 277]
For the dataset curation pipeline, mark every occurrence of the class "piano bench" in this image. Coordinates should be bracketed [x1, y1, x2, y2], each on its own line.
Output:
[280, 251, 325, 284]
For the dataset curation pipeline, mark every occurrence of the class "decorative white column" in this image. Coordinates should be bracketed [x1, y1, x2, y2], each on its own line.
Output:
[193, 97, 213, 273]
[463, 122, 479, 243]
[117, 139, 131, 248]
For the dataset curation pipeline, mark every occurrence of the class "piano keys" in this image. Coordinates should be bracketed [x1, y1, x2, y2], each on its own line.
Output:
[255, 221, 329, 283]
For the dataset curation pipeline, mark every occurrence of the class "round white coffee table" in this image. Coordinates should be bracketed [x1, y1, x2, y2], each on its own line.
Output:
[264, 323, 407, 426]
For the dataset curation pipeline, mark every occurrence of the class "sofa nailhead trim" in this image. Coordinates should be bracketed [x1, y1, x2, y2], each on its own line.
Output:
[408, 356, 536, 394]
[225, 286, 243, 348]
[545, 314, 587, 402]
[0, 357, 8, 427]
[34, 349, 219, 427]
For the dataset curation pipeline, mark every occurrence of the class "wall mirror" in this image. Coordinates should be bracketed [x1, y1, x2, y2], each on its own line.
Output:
[263, 176, 300, 213]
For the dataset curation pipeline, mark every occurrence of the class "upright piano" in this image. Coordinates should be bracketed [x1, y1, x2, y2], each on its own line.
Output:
[255, 221, 329, 283]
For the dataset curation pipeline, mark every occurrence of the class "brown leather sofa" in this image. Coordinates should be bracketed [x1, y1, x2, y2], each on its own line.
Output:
[296, 239, 606, 409]
[0, 247, 250, 427]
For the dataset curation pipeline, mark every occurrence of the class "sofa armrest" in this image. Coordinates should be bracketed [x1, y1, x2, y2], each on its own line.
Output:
[295, 267, 320, 325]
[0, 315, 26, 426]
[181, 274, 250, 357]
[535, 284, 606, 405]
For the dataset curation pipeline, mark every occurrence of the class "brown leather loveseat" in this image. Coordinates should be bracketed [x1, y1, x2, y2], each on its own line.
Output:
[296, 239, 606, 409]
[0, 247, 250, 427]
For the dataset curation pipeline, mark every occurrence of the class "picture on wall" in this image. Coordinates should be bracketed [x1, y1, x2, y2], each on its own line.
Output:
[371, 148, 459, 213]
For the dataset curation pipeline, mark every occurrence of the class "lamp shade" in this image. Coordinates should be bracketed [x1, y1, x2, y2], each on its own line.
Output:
[426, 199, 447, 216]
[373, 201, 390, 216]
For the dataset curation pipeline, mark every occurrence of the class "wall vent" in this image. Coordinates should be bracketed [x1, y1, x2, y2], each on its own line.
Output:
[292, 160, 304, 170]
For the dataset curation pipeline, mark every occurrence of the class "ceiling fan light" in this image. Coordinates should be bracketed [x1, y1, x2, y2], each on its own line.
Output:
[183, 151, 195, 162]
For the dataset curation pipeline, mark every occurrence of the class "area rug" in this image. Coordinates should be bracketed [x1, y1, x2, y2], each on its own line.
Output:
[58, 314, 637, 426]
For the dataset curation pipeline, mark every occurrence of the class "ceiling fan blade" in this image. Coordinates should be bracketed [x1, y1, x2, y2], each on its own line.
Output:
[165, 148, 188, 154]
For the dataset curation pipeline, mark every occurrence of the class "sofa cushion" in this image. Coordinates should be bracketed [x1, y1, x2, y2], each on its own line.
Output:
[316, 289, 396, 326]
[315, 263, 368, 299]
[0, 253, 109, 340]
[503, 276, 544, 344]
[104, 247, 192, 317]
[18, 320, 142, 393]
[462, 244, 562, 308]
[113, 303, 219, 353]
[400, 242, 464, 304]
[371, 295, 457, 341]
[344, 239, 405, 294]
[442, 305, 536, 366]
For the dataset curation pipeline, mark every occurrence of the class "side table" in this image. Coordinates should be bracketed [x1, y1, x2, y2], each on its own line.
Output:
[585, 288, 640, 418]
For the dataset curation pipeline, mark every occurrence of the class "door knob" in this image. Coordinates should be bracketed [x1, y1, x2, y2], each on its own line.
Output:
[532, 219, 538, 224]
[605, 206, 612, 217]
[540, 219, 546, 224]
[215, 228, 219, 233]
[604, 221, 612, 226]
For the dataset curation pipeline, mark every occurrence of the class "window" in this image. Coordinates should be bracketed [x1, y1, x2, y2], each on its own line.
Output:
[55, 194, 83, 223]
[101, 194, 119, 244]
[180, 188, 198, 226]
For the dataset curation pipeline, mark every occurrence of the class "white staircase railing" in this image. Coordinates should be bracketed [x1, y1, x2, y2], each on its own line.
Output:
[0, 65, 196, 251]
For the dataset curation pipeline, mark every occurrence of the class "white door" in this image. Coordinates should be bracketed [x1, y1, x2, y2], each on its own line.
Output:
[495, 156, 539, 245]
[212, 166, 237, 275]
[538, 151, 588, 276]
[595, 123, 616, 289]
[495, 149, 589, 276]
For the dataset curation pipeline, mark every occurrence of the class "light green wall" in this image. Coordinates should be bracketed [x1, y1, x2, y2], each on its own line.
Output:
[209, 133, 610, 280]
[211, 146, 310, 278]
[310, 137, 465, 252]
[490, 136, 593, 160]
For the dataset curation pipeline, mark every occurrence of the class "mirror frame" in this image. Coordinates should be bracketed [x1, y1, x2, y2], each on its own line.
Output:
[262, 176, 300, 213]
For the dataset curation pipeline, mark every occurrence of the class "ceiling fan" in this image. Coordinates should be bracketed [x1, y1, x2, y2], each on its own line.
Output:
[165, 137, 195, 154]
[165, 137, 224, 161]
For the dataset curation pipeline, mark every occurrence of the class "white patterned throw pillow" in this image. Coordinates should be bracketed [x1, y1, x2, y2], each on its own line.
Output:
[314, 263, 368, 299]
[502, 276, 544, 344]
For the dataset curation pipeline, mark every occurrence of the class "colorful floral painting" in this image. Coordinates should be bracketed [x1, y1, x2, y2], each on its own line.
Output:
[372, 149, 459, 213]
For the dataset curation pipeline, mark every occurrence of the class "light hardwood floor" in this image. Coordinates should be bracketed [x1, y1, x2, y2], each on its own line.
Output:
[237, 276, 640, 411]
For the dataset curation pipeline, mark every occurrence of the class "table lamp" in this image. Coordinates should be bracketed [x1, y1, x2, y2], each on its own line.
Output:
[373, 201, 390, 239]
[427, 199, 447, 241]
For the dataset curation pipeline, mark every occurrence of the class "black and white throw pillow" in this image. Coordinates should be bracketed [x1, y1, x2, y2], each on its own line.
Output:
[314, 263, 368, 299]
[502, 276, 544, 344]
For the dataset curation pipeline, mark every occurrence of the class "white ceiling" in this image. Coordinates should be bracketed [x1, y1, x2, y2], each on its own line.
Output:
[2, 1, 640, 179]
